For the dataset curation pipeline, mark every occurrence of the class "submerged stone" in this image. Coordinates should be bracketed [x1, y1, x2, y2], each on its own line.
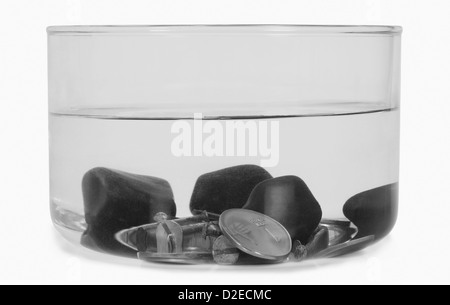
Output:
[190, 165, 272, 215]
[343, 183, 399, 240]
[81, 167, 177, 257]
[243, 176, 322, 244]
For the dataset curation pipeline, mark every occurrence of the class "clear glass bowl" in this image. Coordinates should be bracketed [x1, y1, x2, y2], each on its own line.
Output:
[48, 25, 402, 265]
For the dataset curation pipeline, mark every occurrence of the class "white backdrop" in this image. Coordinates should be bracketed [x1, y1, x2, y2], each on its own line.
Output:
[1, 0, 449, 285]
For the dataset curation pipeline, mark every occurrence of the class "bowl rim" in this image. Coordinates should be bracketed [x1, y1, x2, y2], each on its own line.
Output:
[47, 24, 403, 36]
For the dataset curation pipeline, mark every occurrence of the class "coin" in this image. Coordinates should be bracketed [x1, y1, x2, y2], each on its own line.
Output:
[219, 209, 292, 261]
[213, 235, 240, 265]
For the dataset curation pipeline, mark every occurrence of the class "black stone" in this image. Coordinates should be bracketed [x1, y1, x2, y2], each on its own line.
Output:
[190, 165, 272, 215]
[81, 167, 177, 257]
[343, 183, 399, 240]
[243, 176, 322, 244]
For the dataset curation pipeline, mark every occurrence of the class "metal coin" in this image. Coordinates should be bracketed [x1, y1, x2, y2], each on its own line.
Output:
[219, 209, 292, 261]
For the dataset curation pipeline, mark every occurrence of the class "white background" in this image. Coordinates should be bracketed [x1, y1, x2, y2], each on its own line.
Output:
[1, 0, 449, 285]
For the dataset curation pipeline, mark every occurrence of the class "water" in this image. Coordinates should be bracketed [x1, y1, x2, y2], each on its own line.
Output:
[49, 106, 400, 261]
